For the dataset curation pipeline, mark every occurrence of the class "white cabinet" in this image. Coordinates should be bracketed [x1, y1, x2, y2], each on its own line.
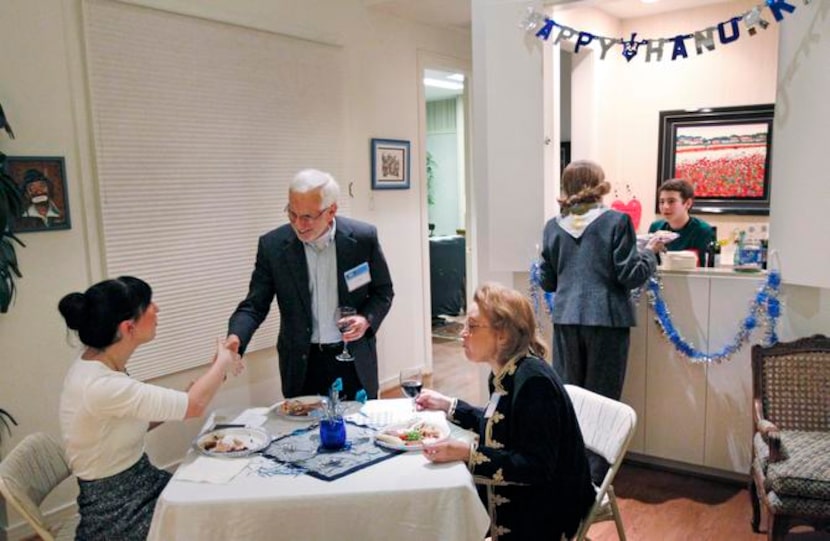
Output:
[622, 270, 763, 477]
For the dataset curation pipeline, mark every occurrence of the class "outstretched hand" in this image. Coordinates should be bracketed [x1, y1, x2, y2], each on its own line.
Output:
[645, 236, 665, 254]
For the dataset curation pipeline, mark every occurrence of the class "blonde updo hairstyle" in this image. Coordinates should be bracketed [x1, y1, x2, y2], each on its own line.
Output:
[558, 160, 611, 215]
[473, 282, 548, 362]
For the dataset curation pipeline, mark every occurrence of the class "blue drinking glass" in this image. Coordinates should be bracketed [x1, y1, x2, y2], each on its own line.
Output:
[320, 417, 347, 450]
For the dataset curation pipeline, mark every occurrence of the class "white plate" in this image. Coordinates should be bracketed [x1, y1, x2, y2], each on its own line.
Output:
[194, 427, 271, 458]
[373, 420, 451, 452]
[271, 395, 325, 422]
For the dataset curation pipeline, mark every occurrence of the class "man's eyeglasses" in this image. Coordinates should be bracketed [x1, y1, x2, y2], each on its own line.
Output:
[284, 205, 331, 223]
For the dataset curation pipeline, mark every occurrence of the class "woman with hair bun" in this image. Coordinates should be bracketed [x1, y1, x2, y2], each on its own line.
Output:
[539, 160, 662, 481]
[58, 276, 240, 541]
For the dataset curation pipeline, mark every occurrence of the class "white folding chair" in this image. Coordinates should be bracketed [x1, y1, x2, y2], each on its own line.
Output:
[565, 384, 637, 541]
[0, 432, 79, 541]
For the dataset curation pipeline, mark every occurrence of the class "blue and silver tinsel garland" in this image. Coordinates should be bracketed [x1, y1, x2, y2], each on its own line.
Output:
[529, 260, 782, 364]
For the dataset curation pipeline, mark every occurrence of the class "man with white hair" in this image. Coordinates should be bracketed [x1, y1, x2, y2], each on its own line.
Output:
[227, 169, 394, 399]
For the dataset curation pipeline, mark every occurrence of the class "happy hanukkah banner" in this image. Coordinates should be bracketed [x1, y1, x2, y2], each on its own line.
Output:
[521, 0, 812, 63]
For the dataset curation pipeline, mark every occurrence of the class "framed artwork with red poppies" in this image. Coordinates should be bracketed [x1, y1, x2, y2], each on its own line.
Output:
[656, 104, 774, 215]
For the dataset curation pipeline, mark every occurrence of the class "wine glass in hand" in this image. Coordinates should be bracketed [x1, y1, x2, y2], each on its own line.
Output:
[399, 367, 423, 409]
[335, 306, 357, 362]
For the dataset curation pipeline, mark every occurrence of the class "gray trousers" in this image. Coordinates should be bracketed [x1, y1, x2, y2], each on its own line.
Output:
[552, 324, 630, 401]
[554, 324, 631, 484]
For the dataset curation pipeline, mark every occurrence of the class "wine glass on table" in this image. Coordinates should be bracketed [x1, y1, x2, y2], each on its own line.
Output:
[399, 367, 423, 411]
[335, 306, 356, 362]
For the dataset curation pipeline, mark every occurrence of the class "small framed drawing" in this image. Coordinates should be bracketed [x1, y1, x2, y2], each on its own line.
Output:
[3, 156, 71, 232]
[656, 104, 774, 215]
[371, 138, 410, 190]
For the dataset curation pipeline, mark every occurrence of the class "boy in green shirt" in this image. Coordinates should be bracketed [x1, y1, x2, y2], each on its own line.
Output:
[649, 178, 715, 267]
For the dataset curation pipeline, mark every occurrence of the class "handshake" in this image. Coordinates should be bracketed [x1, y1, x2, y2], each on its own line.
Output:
[216, 335, 245, 378]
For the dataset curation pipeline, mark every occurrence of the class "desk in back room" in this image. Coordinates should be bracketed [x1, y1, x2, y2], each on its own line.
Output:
[429, 235, 466, 321]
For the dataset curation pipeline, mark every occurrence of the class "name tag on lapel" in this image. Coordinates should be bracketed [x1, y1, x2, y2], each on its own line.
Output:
[345, 262, 371, 292]
[484, 392, 501, 418]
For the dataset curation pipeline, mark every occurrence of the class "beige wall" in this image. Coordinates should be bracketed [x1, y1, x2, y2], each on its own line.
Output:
[556, 0, 778, 242]
[0, 0, 469, 536]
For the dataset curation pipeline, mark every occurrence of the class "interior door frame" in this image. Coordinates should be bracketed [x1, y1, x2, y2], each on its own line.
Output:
[416, 50, 473, 374]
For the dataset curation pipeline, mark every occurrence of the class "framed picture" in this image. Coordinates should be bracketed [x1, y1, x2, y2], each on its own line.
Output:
[656, 104, 774, 215]
[371, 138, 410, 190]
[3, 156, 71, 232]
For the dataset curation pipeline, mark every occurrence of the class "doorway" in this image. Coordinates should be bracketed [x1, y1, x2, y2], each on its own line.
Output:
[418, 60, 477, 402]
[424, 68, 467, 328]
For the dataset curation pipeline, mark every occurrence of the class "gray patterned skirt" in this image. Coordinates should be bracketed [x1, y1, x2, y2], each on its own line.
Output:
[76, 454, 171, 541]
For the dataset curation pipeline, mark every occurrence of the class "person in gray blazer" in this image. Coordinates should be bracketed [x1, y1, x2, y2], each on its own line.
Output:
[227, 169, 394, 399]
[540, 160, 662, 483]
[540, 160, 663, 400]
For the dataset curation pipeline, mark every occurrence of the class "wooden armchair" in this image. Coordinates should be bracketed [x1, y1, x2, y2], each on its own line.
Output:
[749, 335, 830, 540]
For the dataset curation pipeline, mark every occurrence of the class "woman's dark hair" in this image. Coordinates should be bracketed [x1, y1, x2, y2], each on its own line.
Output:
[58, 276, 152, 349]
[558, 160, 611, 215]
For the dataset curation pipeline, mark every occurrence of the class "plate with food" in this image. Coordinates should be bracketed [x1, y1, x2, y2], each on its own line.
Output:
[194, 427, 271, 458]
[637, 231, 680, 249]
[271, 396, 325, 421]
[374, 419, 451, 451]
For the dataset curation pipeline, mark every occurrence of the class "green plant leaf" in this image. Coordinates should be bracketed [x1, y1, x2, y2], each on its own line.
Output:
[0, 408, 18, 441]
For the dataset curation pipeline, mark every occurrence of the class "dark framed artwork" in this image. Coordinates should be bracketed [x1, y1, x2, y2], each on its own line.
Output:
[656, 104, 774, 215]
[3, 156, 71, 232]
[371, 138, 410, 190]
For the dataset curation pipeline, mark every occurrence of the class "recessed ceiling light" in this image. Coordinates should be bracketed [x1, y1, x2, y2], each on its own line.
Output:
[641, 0, 659, 4]
[423, 78, 464, 90]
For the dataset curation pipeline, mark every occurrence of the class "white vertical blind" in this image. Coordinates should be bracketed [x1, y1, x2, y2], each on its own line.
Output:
[83, 0, 345, 379]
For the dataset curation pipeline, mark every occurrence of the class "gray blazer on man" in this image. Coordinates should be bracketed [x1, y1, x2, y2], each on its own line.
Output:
[228, 216, 394, 398]
[540, 209, 656, 328]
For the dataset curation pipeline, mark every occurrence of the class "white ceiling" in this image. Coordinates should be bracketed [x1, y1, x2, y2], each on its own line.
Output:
[365, 0, 739, 28]
[569, 0, 736, 20]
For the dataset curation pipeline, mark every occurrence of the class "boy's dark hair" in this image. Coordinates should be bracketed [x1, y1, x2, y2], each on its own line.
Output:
[658, 178, 695, 201]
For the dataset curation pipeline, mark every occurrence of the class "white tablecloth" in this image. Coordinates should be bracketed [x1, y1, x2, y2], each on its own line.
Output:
[147, 400, 490, 541]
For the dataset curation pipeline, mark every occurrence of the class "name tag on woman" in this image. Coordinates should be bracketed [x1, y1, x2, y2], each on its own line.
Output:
[484, 392, 501, 418]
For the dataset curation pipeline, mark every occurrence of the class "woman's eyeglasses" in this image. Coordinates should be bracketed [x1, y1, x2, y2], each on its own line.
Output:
[462, 321, 491, 333]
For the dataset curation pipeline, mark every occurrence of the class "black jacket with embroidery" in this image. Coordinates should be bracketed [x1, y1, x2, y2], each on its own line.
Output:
[452, 355, 594, 541]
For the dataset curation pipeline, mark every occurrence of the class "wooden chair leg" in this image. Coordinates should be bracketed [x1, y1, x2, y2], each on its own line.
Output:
[749, 476, 761, 533]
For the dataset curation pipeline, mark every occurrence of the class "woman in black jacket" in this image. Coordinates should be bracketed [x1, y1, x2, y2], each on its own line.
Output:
[416, 282, 594, 541]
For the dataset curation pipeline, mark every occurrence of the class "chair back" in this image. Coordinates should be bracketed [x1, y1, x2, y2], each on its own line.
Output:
[566, 384, 637, 473]
[752, 334, 830, 431]
[566, 385, 637, 541]
[0, 432, 72, 541]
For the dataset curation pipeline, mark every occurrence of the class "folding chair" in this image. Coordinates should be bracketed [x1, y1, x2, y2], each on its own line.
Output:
[0, 432, 79, 541]
[566, 384, 637, 541]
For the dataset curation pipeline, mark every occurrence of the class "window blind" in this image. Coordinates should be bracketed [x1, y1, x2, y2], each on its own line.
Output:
[84, 0, 345, 380]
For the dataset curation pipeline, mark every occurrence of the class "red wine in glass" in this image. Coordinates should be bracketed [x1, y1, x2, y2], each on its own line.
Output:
[401, 380, 423, 398]
[399, 367, 423, 407]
